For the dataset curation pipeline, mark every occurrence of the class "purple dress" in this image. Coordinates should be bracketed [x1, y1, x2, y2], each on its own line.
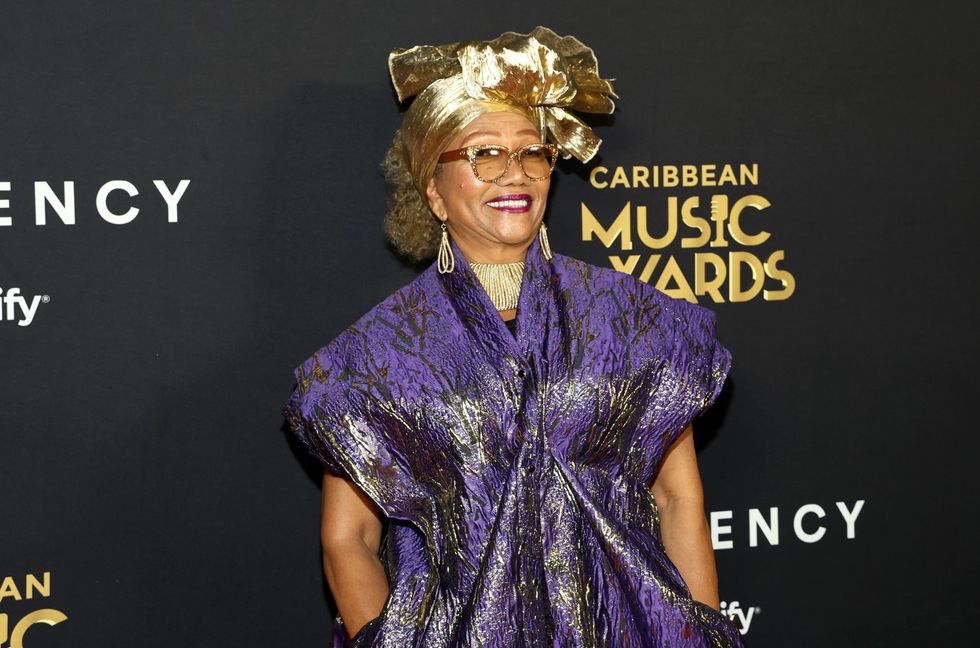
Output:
[283, 234, 743, 647]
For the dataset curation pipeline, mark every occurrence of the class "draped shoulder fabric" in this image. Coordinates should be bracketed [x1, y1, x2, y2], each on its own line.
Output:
[282, 234, 742, 647]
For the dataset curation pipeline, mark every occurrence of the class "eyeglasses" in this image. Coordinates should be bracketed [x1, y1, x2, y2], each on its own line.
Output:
[437, 143, 559, 183]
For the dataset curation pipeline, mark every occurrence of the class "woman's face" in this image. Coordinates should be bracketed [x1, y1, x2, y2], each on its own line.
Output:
[426, 111, 551, 263]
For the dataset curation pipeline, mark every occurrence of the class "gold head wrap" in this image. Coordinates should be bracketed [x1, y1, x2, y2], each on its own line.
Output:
[388, 26, 617, 197]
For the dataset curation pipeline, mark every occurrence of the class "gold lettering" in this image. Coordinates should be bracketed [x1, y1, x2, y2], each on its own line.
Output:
[637, 202, 676, 249]
[589, 166, 609, 189]
[0, 577, 22, 603]
[764, 250, 796, 300]
[587, 164, 759, 189]
[696, 252, 727, 303]
[26, 572, 49, 599]
[610, 250, 793, 304]
[609, 166, 629, 188]
[609, 254, 644, 276]
[582, 202, 633, 250]
[632, 166, 650, 188]
[680, 197, 711, 248]
[611, 255, 662, 283]
[682, 165, 698, 187]
[709, 196, 730, 248]
[702, 164, 717, 186]
[729, 195, 772, 245]
[638, 255, 661, 283]
[655, 256, 696, 302]
[729, 251, 766, 302]
[0, 610, 69, 648]
[718, 165, 737, 185]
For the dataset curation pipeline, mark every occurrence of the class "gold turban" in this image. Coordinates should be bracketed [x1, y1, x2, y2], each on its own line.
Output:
[388, 26, 617, 197]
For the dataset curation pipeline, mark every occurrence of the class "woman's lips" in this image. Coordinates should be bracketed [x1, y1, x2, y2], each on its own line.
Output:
[486, 194, 533, 213]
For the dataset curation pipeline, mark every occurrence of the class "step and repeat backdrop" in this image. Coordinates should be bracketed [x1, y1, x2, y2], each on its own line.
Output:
[2, 1, 977, 646]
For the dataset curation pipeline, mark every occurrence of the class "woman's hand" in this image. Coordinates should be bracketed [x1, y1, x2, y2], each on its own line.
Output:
[649, 423, 721, 610]
[320, 471, 390, 640]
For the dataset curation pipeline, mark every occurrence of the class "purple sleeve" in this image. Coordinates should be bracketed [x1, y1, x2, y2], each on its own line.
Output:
[658, 295, 733, 448]
[282, 375, 350, 479]
[280, 343, 436, 537]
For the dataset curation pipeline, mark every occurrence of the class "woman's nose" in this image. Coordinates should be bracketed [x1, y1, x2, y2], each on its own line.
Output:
[494, 155, 528, 186]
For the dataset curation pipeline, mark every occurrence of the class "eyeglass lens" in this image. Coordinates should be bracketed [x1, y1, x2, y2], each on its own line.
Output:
[472, 145, 555, 180]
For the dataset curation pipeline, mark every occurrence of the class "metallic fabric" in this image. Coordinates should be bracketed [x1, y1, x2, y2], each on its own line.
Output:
[283, 234, 743, 647]
[389, 26, 617, 196]
[469, 261, 525, 311]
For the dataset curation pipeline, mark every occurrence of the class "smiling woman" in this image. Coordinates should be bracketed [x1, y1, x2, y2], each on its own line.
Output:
[426, 112, 552, 264]
[283, 26, 743, 648]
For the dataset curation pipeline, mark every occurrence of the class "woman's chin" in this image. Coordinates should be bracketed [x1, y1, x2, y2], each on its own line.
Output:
[492, 228, 538, 247]
[491, 217, 542, 240]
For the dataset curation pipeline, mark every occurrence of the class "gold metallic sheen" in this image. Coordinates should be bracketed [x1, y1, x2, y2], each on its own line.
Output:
[469, 261, 525, 311]
[388, 26, 617, 197]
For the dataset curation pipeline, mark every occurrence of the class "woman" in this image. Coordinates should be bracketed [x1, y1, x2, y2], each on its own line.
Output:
[284, 26, 743, 647]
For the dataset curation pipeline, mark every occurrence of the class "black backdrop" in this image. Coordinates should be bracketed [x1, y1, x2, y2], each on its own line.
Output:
[2, 1, 978, 646]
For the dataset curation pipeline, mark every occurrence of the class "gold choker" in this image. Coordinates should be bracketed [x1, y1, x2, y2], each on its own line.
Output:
[469, 261, 525, 311]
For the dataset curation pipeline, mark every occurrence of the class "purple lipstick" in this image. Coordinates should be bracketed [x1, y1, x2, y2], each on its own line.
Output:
[486, 194, 533, 213]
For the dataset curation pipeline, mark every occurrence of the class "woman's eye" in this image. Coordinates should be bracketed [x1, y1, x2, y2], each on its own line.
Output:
[473, 147, 502, 159]
[525, 149, 552, 163]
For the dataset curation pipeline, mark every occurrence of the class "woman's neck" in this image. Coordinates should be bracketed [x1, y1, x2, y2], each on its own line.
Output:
[455, 237, 531, 265]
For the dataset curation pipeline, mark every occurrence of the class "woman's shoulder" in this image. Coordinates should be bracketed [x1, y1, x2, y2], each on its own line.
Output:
[553, 250, 654, 293]
[552, 251, 680, 304]
[552, 251, 722, 331]
[293, 271, 434, 373]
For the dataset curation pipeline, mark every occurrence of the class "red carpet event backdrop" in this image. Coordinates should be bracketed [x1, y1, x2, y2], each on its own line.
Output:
[2, 1, 977, 646]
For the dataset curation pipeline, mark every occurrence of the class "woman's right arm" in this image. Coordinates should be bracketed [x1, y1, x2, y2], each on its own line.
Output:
[320, 471, 389, 640]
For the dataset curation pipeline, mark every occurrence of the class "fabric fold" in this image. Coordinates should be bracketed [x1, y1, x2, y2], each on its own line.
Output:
[282, 237, 742, 646]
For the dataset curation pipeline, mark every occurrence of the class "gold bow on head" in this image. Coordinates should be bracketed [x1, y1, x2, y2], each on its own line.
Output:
[388, 26, 617, 165]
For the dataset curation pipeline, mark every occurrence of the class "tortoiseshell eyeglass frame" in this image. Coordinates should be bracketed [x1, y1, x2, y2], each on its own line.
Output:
[436, 143, 559, 183]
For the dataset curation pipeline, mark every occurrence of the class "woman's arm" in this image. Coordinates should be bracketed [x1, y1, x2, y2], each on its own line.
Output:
[320, 471, 389, 640]
[649, 423, 721, 610]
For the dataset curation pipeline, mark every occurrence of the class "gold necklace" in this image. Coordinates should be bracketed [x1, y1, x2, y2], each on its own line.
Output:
[469, 261, 525, 311]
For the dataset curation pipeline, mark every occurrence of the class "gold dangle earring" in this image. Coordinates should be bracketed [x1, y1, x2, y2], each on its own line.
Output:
[538, 221, 553, 261]
[437, 220, 455, 274]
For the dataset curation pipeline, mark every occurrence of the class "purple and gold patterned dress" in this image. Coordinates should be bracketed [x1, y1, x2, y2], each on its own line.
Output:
[283, 234, 743, 647]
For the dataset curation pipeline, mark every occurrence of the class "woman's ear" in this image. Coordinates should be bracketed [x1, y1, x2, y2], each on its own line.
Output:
[426, 176, 446, 221]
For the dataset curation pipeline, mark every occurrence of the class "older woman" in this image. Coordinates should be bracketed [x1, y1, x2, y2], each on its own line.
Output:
[284, 27, 743, 647]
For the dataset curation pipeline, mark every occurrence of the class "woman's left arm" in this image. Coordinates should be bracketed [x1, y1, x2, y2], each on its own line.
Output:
[650, 423, 720, 610]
